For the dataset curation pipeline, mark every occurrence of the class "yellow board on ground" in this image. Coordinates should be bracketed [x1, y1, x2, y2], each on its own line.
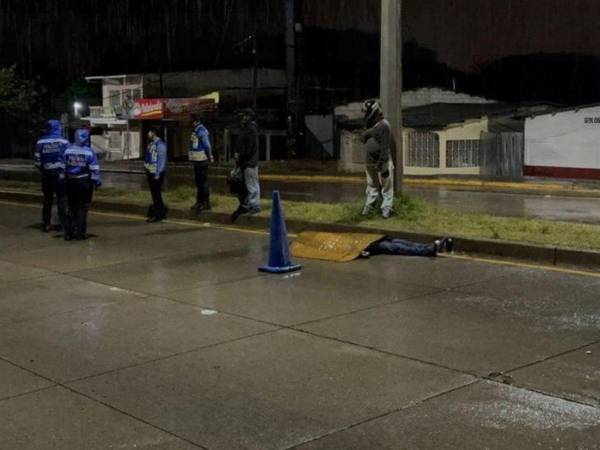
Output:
[291, 231, 384, 263]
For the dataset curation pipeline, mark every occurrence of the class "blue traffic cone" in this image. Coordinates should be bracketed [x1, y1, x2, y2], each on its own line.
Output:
[259, 191, 302, 274]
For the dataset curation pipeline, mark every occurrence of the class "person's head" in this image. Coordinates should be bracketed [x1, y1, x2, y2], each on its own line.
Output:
[362, 99, 383, 128]
[147, 126, 161, 141]
[239, 108, 255, 127]
[46, 119, 63, 137]
[74, 128, 90, 147]
[191, 114, 202, 128]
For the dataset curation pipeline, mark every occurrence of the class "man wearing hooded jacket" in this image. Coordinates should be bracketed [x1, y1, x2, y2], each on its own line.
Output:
[64, 128, 101, 240]
[34, 120, 69, 232]
[361, 100, 395, 219]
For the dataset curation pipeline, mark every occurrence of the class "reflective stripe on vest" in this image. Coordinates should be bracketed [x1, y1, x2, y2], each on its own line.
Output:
[145, 142, 158, 173]
[189, 150, 208, 162]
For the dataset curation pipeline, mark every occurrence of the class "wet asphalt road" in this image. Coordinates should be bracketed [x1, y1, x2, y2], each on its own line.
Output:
[1, 202, 600, 449]
[4, 164, 600, 223]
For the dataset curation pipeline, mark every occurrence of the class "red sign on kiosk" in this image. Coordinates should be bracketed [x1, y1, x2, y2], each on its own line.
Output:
[132, 97, 216, 120]
[132, 99, 164, 120]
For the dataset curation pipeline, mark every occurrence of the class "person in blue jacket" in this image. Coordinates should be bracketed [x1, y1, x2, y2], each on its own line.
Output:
[189, 114, 213, 212]
[34, 119, 69, 232]
[64, 128, 101, 240]
[144, 126, 167, 223]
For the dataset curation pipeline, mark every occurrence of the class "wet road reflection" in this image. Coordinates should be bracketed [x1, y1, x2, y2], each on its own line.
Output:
[3, 164, 600, 224]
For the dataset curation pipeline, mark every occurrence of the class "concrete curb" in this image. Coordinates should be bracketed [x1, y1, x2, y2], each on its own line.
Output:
[2, 189, 599, 271]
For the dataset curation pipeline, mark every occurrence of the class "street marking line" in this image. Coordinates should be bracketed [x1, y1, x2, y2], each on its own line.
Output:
[0, 199, 39, 209]
[163, 218, 278, 237]
[0, 199, 596, 277]
[214, 174, 365, 185]
[214, 174, 600, 195]
[440, 253, 600, 279]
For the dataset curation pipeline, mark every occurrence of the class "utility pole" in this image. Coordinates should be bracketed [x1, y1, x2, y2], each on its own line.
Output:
[252, 33, 258, 112]
[285, 0, 296, 160]
[380, 0, 403, 192]
[252, 13, 259, 112]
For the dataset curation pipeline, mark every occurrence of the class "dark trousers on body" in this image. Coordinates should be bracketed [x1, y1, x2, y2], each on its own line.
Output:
[146, 171, 166, 219]
[66, 178, 93, 239]
[366, 238, 437, 257]
[41, 172, 67, 229]
[193, 162, 210, 207]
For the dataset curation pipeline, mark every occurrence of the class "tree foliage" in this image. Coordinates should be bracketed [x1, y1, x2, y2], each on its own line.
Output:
[0, 65, 45, 148]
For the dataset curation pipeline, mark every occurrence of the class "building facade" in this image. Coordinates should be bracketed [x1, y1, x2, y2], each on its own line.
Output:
[525, 105, 600, 180]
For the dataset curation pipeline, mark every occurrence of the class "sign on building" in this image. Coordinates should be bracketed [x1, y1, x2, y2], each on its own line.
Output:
[525, 105, 600, 180]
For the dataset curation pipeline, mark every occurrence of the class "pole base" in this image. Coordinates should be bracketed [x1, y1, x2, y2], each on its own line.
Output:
[258, 264, 302, 274]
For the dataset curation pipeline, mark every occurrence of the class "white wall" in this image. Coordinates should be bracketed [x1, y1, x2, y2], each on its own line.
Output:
[338, 130, 364, 173]
[525, 106, 600, 169]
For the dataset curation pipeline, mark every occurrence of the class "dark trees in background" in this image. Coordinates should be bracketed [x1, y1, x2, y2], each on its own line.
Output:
[2, 0, 600, 109]
[0, 66, 45, 157]
[0, 0, 285, 91]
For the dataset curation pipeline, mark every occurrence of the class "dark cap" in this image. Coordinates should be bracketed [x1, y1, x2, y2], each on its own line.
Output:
[238, 108, 255, 118]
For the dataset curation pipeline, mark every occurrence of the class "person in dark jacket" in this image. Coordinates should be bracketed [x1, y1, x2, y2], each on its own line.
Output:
[360, 236, 454, 258]
[144, 127, 168, 223]
[64, 129, 101, 240]
[34, 120, 69, 232]
[231, 108, 261, 223]
[189, 114, 214, 212]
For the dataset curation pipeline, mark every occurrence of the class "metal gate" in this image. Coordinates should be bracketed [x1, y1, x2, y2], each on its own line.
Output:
[480, 132, 524, 178]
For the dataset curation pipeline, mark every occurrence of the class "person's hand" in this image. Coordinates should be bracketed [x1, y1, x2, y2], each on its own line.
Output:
[209, 155, 215, 163]
[155, 176, 160, 181]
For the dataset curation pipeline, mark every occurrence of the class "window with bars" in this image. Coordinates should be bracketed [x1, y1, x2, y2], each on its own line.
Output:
[446, 139, 480, 168]
[406, 132, 440, 168]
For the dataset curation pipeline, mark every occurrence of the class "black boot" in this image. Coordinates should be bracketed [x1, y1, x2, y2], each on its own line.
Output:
[231, 207, 248, 223]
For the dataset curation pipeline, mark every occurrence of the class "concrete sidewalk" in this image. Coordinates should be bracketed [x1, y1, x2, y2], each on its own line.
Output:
[1, 201, 600, 449]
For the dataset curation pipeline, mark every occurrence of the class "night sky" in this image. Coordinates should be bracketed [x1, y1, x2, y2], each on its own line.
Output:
[1, 0, 600, 104]
[306, 0, 600, 71]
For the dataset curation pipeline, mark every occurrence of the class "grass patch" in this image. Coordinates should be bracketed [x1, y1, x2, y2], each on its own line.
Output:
[2, 179, 600, 251]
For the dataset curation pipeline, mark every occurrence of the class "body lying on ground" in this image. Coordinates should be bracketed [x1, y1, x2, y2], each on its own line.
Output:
[290, 231, 453, 263]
